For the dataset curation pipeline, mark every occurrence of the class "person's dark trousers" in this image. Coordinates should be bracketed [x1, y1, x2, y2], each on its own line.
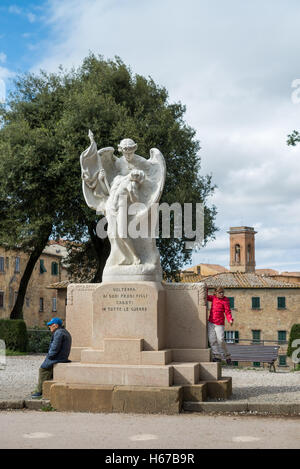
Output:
[37, 366, 53, 394]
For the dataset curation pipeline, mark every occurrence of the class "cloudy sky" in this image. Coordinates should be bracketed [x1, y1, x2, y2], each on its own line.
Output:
[1, 0, 300, 272]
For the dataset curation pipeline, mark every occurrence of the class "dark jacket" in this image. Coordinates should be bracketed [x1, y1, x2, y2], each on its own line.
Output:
[41, 327, 72, 369]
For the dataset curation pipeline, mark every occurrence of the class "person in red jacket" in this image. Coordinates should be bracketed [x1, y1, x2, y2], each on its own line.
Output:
[207, 286, 234, 364]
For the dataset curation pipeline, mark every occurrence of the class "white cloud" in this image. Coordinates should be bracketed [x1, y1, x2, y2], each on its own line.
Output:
[0, 52, 6, 64]
[27, 13, 36, 23]
[8, 5, 22, 15]
[30, 0, 300, 271]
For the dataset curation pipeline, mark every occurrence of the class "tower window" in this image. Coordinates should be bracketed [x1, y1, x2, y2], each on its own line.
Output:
[247, 244, 251, 263]
[235, 244, 241, 263]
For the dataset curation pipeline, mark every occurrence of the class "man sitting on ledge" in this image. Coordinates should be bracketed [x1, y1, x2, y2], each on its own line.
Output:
[31, 317, 72, 399]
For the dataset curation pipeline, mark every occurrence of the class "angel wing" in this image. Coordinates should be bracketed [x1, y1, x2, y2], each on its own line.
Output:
[134, 148, 166, 222]
[80, 133, 117, 214]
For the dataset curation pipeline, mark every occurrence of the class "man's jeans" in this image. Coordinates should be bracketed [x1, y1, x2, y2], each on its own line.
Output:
[37, 366, 53, 394]
[208, 321, 231, 360]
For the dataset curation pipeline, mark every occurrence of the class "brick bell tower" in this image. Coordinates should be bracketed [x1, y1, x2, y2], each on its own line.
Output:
[228, 226, 257, 273]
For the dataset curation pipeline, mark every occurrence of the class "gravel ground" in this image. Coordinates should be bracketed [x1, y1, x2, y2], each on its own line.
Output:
[0, 355, 299, 402]
[0, 355, 46, 400]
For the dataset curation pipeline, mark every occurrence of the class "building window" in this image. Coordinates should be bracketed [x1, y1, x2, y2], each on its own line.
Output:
[233, 361, 239, 367]
[15, 257, 20, 273]
[228, 297, 235, 309]
[52, 298, 57, 312]
[253, 362, 261, 367]
[252, 297, 260, 309]
[279, 355, 287, 366]
[252, 330, 261, 344]
[278, 331, 287, 343]
[39, 298, 44, 312]
[51, 262, 58, 276]
[40, 259, 47, 274]
[225, 330, 239, 343]
[0, 292, 4, 308]
[277, 297, 286, 309]
[0, 257, 4, 273]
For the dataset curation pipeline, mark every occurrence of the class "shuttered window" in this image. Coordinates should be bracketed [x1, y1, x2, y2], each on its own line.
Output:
[277, 297, 286, 309]
[40, 259, 47, 274]
[252, 297, 260, 309]
[15, 257, 20, 273]
[51, 262, 58, 276]
[252, 330, 261, 343]
[278, 331, 287, 343]
[279, 355, 287, 366]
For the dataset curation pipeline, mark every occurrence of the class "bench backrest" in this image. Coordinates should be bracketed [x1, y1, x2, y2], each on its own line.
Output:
[226, 344, 280, 363]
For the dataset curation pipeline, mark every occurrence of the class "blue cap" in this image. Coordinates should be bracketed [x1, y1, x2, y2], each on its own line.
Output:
[47, 317, 63, 327]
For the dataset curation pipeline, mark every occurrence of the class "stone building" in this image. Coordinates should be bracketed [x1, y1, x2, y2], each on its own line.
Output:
[0, 240, 69, 327]
[181, 263, 228, 280]
[183, 226, 300, 368]
[205, 271, 300, 367]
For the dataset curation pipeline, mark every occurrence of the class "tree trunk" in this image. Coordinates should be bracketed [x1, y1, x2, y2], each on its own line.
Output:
[88, 220, 110, 283]
[10, 226, 52, 319]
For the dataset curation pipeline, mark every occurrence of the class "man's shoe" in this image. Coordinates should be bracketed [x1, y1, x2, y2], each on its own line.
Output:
[212, 357, 221, 362]
[31, 392, 42, 399]
[226, 358, 232, 365]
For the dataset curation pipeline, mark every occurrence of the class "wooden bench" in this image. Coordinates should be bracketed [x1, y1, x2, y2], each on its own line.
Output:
[225, 344, 280, 372]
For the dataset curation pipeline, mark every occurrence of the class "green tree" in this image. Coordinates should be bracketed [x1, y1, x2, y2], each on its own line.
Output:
[287, 324, 300, 360]
[287, 130, 300, 146]
[0, 54, 217, 318]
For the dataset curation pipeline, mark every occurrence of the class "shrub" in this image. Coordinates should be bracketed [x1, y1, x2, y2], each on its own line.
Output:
[0, 319, 28, 352]
[287, 324, 300, 358]
[27, 328, 51, 353]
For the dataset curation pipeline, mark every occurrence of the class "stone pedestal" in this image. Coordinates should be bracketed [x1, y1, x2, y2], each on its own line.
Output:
[48, 281, 232, 412]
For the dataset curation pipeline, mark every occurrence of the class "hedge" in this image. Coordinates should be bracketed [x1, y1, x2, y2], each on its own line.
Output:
[27, 328, 51, 353]
[287, 324, 300, 358]
[0, 319, 28, 352]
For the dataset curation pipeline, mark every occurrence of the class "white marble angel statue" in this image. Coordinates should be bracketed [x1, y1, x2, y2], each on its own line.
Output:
[80, 131, 166, 282]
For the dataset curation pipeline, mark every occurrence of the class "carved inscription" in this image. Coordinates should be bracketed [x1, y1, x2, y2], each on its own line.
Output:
[102, 286, 148, 313]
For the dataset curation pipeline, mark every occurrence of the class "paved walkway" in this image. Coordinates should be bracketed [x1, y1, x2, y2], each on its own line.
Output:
[0, 410, 300, 449]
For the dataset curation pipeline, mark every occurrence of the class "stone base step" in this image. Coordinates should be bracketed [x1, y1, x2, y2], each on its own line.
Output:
[58, 362, 173, 387]
[53, 360, 221, 386]
[171, 362, 199, 385]
[44, 378, 233, 414]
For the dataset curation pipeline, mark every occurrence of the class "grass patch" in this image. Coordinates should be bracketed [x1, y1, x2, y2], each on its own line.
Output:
[5, 349, 29, 356]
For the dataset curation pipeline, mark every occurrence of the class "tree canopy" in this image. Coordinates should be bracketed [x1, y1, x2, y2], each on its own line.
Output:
[0, 54, 217, 317]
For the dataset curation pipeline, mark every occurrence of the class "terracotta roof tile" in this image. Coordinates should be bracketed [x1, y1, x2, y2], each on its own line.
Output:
[201, 272, 300, 288]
